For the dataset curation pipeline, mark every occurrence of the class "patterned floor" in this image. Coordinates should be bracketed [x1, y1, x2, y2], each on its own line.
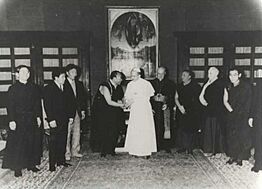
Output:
[205, 152, 262, 189]
[0, 149, 261, 189]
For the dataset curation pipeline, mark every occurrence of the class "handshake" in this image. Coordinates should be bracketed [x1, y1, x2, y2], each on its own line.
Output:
[118, 98, 133, 109]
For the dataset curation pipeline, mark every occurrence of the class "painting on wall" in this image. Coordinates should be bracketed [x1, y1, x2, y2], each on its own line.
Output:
[107, 7, 159, 79]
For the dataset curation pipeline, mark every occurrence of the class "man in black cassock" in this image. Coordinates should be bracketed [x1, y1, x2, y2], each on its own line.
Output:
[2, 65, 42, 177]
[151, 67, 176, 153]
[43, 68, 74, 172]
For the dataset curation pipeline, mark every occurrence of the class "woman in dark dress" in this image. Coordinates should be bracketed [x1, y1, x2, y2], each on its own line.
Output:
[223, 68, 252, 166]
[199, 67, 225, 156]
[90, 71, 125, 157]
[175, 70, 201, 154]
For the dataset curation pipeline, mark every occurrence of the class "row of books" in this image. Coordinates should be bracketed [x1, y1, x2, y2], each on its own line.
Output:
[190, 46, 262, 55]
[189, 58, 224, 66]
[42, 47, 78, 55]
[190, 47, 224, 54]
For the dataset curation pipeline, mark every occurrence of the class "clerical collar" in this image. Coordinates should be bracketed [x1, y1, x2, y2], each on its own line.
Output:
[158, 77, 166, 82]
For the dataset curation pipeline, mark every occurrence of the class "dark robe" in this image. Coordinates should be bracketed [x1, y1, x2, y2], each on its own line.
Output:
[226, 81, 252, 160]
[2, 81, 42, 171]
[151, 77, 176, 151]
[250, 81, 262, 169]
[202, 79, 225, 154]
[176, 81, 201, 150]
[90, 81, 124, 154]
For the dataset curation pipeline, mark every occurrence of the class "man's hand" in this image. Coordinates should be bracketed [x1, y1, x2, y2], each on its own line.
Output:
[162, 104, 167, 110]
[248, 118, 253, 127]
[81, 111, 85, 120]
[178, 105, 186, 114]
[49, 120, 57, 128]
[69, 118, 74, 125]
[9, 121, 16, 130]
[37, 117, 41, 127]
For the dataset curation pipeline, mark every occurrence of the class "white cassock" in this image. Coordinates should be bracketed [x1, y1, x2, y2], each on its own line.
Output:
[124, 78, 157, 156]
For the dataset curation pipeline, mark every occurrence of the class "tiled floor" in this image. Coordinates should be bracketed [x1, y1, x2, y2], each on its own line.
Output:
[0, 149, 261, 189]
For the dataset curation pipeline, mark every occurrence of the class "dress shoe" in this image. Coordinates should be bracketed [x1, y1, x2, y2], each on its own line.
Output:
[251, 166, 260, 173]
[14, 170, 22, 177]
[236, 160, 242, 166]
[57, 162, 72, 167]
[100, 153, 106, 158]
[27, 167, 40, 172]
[145, 155, 151, 159]
[187, 150, 193, 155]
[72, 153, 83, 158]
[226, 158, 235, 165]
[177, 148, 186, 153]
[203, 153, 213, 157]
[49, 167, 56, 172]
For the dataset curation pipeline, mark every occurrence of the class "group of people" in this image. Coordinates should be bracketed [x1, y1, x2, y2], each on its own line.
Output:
[90, 67, 176, 158]
[3, 64, 262, 177]
[90, 66, 262, 174]
[175, 66, 262, 173]
[2, 64, 86, 177]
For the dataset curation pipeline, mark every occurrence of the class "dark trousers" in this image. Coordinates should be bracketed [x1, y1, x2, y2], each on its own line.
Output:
[48, 125, 67, 169]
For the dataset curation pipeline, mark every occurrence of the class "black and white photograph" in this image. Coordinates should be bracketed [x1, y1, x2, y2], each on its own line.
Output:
[0, 0, 262, 188]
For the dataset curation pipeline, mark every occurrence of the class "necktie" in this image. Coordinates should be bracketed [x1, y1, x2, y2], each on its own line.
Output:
[71, 81, 76, 96]
[60, 84, 63, 91]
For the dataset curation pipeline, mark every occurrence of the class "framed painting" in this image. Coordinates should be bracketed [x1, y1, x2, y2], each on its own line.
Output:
[107, 6, 159, 79]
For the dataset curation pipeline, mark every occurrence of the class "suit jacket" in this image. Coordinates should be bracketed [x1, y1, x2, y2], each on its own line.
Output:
[43, 81, 73, 126]
[64, 78, 87, 117]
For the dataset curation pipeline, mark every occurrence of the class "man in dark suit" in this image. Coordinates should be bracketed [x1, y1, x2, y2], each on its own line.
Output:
[64, 64, 87, 160]
[43, 68, 74, 171]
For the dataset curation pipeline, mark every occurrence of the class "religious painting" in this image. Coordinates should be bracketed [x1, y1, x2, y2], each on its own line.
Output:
[108, 7, 159, 79]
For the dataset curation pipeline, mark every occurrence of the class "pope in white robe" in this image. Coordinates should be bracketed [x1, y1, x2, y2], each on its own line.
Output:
[124, 68, 157, 157]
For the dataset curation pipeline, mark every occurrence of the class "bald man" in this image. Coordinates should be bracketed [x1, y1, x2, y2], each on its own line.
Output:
[199, 67, 226, 156]
[151, 67, 176, 153]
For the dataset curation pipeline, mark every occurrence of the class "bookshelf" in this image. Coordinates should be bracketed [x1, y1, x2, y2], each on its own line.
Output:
[0, 32, 91, 129]
[174, 31, 262, 85]
[41, 47, 80, 85]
